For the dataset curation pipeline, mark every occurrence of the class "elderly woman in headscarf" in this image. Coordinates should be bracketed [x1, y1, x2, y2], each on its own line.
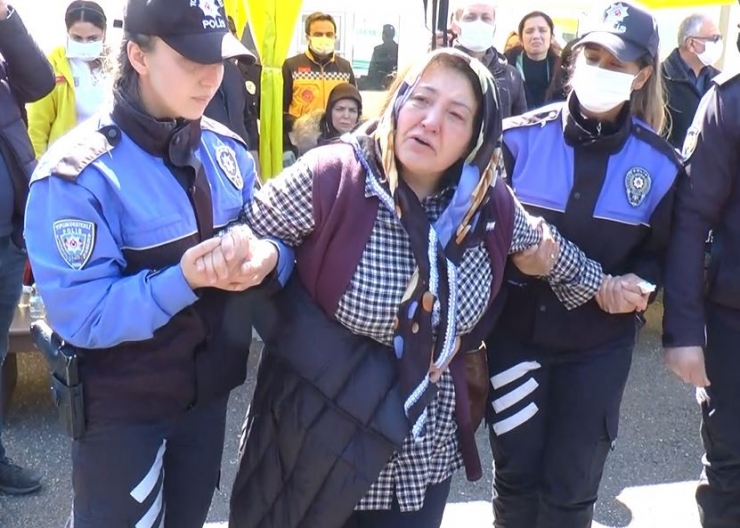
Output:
[225, 48, 604, 528]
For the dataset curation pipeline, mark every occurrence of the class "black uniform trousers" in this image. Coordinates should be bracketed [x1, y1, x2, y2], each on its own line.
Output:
[67, 395, 229, 528]
[486, 326, 634, 528]
[697, 304, 740, 527]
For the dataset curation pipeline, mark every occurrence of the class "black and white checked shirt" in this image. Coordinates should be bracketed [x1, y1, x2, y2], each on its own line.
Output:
[245, 155, 603, 512]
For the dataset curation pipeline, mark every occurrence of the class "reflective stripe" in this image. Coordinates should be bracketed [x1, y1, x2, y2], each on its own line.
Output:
[490, 361, 541, 390]
[130, 440, 166, 503]
[492, 378, 539, 414]
[135, 480, 164, 528]
[492, 402, 539, 436]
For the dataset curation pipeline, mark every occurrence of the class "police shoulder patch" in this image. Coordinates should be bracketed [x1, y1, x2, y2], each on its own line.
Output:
[53, 219, 96, 270]
[625, 167, 652, 207]
[503, 103, 562, 132]
[216, 145, 243, 190]
[682, 126, 700, 160]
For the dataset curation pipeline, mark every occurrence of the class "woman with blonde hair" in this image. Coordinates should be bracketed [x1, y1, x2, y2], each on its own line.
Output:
[27, 1, 109, 157]
[486, 2, 681, 527]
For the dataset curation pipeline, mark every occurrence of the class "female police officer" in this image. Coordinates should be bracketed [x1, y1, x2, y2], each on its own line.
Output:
[486, 2, 682, 527]
[23, 1, 291, 527]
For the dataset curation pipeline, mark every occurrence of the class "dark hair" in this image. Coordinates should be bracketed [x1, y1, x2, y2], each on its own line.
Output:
[544, 37, 580, 102]
[65, 0, 107, 32]
[113, 33, 155, 100]
[304, 12, 336, 35]
[517, 11, 554, 37]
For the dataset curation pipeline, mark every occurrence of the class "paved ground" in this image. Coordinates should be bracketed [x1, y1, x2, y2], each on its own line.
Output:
[0, 306, 705, 528]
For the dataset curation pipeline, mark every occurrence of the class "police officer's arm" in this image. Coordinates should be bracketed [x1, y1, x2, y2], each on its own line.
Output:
[24, 176, 202, 349]
[625, 178, 677, 293]
[663, 86, 738, 348]
[500, 137, 603, 309]
[234, 143, 294, 285]
[283, 61, 293, 114]
[0, 5, 54, 103]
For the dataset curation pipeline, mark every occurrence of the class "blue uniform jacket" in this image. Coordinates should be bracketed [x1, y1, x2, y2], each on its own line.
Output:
[23, 103, 294, 422]
[25, 115, 292, 349]
[496, 98, 681, 351]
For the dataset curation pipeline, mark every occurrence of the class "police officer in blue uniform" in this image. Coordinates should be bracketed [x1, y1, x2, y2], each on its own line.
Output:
[23, 1, 292, 527]
[485, 3, 682, 527]
[663, 2, 740, 524]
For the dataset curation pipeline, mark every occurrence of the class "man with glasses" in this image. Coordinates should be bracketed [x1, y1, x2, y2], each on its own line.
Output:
[662, 13, 722, 149]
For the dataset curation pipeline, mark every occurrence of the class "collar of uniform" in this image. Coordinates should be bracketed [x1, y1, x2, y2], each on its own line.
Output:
[111, 90, 201, 158]
[561, 93, 631, 152]
[306, 49, 335, 66]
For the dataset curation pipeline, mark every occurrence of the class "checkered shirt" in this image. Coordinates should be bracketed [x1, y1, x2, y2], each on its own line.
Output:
[244, 156, 603, 512]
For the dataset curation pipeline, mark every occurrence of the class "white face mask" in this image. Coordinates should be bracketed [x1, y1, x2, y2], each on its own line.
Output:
[697, 40, 722, 67]
[66, 38, 103, 62]
[571, 59, 636, 114]
[457, 20, 495, 53]
[309, 36, 336, 56]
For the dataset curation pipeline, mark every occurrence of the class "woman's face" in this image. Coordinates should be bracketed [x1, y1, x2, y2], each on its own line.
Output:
[581, 44, 651, 89]
[331, 98, 359, 134]
[131, 38, 224, 120]
[395, 63, 478, 182]
[68, 20, 105, 43]
[521, 16, 552, 57]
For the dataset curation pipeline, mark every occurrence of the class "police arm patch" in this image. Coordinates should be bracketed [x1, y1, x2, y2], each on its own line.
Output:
[53, 219, 96, 270]
[682, 126, 700, 161]
[625, 167, 652, 207]
[216, 145, 244, 190]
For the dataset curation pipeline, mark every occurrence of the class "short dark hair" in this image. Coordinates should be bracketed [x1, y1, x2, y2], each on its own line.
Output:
[305, 12, 336, 35]
[65, 0, 107, 32]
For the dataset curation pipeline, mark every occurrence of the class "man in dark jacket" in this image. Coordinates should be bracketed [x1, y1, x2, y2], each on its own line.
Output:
[453, 1, 527, 118]
[662, 13, 721, 149]
[663, 66, 740, 527]
[367, 24, 398, 90]
[0, 0, 54, 494]
[206, 17, 260, 162]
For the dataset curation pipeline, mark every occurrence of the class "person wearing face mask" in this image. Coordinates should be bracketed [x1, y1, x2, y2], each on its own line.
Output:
[453, 1, 527, 118]
[282, 12, 356, 120]
[26, 1, 108, 158]
[23, 0, 294, 525]
[486, 2, 682, 527]
[661, 14, 722, 149]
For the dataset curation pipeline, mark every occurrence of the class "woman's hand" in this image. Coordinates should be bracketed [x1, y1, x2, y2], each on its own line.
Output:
[180, 238, 223, 289]
[595, 273, 650, 314]
[193, 226, 278, 291]
[511, 221, 560, 276]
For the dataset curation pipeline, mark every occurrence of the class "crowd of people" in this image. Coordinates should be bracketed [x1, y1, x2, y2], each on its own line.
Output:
[1, 0, 740, 527]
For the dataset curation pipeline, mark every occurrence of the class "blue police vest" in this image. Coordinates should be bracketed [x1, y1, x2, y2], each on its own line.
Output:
[497, 106, 680, 351]
[504, 114, 677, 227]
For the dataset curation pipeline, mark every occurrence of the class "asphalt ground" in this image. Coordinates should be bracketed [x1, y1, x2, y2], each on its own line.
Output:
[0, 306, 705, 528]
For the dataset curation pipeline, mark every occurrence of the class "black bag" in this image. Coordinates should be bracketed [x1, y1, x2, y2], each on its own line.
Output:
[30, 321, 85, 439]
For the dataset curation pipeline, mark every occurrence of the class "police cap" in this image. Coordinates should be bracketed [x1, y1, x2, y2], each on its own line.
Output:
[123, 0, 255, 65]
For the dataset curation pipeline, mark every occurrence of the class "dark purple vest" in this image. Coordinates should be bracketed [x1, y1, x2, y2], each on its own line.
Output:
[294, 144, 515, 480]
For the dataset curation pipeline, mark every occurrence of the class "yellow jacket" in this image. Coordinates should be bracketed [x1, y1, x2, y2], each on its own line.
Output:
[26, 46, 77, 158]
